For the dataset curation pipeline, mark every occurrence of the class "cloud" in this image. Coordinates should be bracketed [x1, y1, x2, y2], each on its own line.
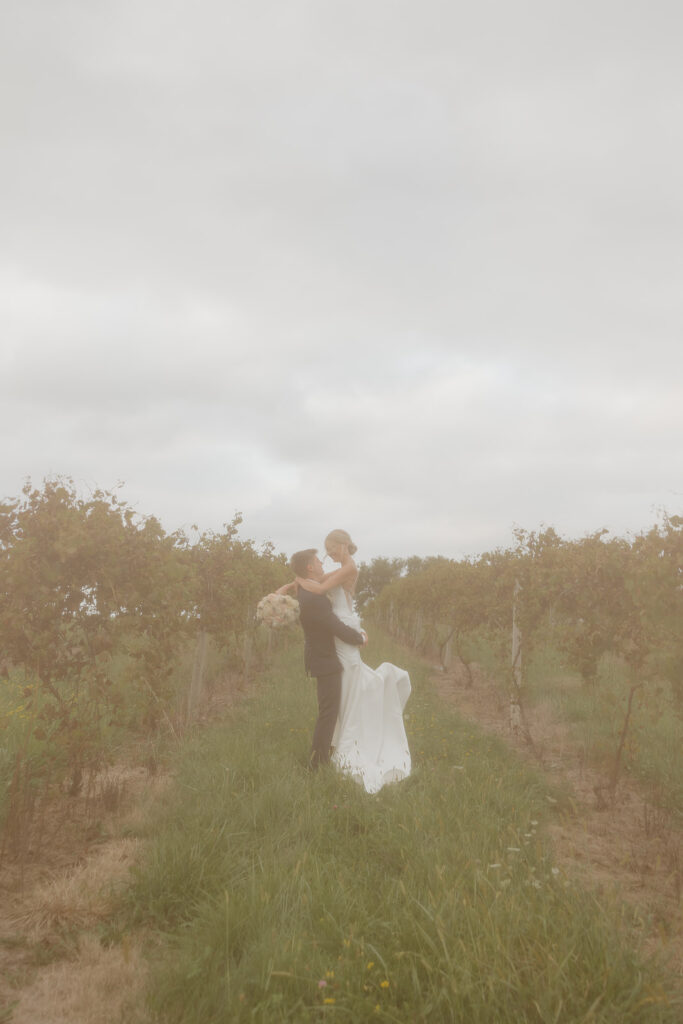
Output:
[1, 1, 681, 559]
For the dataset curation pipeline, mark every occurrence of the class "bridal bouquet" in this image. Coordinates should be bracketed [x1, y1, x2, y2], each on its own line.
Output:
[256, 593, 300, 629]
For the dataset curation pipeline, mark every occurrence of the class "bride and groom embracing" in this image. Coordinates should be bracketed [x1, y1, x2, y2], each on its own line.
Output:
[279, 530, 411, 795]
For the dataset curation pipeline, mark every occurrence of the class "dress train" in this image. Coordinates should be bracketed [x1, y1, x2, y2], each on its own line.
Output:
[328, 586, 411, 794]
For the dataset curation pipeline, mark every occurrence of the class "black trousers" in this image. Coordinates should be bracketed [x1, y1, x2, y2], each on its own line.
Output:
[310, 669, 342, 768]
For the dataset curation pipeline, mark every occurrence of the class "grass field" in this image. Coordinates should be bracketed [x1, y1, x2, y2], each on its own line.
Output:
[115, 634, 681, 1023]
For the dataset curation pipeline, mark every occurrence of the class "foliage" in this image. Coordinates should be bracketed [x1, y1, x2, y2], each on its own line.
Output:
[0, 477, 289, 837]
[630, 513, 683, 704]
[0, 480, 190, 780]
[355, 556, 406, 609]
[365, 515, 682, 798]
[368, 516, 682, 695]
[190, 517, 288, 649]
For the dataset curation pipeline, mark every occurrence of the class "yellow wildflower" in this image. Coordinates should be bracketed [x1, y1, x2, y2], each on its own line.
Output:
[380, 980, 390, 989]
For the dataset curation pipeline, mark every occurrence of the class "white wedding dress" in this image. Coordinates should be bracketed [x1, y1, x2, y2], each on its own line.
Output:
[328, 585, 412, 794]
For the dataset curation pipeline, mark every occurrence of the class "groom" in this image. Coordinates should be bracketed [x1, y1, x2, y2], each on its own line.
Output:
[290, 548, 367, 769]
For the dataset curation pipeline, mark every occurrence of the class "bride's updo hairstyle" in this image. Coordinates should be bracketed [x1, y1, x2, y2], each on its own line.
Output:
[325, 529, 357, 556]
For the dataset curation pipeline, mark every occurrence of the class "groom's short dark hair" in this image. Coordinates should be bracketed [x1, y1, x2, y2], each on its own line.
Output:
[290, 549, 317, 576]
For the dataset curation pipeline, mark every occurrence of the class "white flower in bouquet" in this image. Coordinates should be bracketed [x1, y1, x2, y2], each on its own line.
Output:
[256, 592, 300, 629]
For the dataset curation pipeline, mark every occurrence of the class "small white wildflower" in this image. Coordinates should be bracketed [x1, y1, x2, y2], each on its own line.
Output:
[551, 867, 560, 877]
[530, 820, 538, 826]
[532, 880, 542, 889]
[488, 863, 501, 870]
[507, 847, 520, 853]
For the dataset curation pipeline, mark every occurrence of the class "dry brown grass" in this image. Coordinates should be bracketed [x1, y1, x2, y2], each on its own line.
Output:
[10, 838, 140, 941]
[92, 763, 171, 841]
[1, 713, 208, 1021]
[10, 932, 149, 1024]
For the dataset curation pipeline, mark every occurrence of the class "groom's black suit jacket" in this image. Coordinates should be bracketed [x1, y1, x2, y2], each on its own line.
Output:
[297, 587, 365, 677]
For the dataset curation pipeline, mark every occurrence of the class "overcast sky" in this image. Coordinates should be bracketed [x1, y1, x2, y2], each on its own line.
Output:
[2, 0, 681, 562]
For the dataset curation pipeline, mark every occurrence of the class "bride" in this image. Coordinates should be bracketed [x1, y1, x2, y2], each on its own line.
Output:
[295, 529, 412, 794]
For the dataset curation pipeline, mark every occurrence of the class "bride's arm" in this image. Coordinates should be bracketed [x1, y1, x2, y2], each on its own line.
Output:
[274, 581, 297, 595]
[295, 561, 357, 595]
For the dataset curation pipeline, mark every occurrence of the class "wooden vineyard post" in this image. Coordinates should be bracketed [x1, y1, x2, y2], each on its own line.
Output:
[510, 579, 522, 735]
[442, 634, 453, 671]
[414, 610, 423, 648]
[388, 601, 396, 636]
[242, 608, 253, 687]
[187, 630, 208, 725]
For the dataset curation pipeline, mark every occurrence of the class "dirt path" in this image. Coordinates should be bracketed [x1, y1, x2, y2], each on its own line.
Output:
[432, 660, 682, 985]
[0, 672, 250, 1023]
[0, 762, 169, 1024]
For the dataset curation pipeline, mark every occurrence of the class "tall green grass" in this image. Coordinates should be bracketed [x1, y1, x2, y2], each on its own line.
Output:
[117, 635, 680, 1022]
